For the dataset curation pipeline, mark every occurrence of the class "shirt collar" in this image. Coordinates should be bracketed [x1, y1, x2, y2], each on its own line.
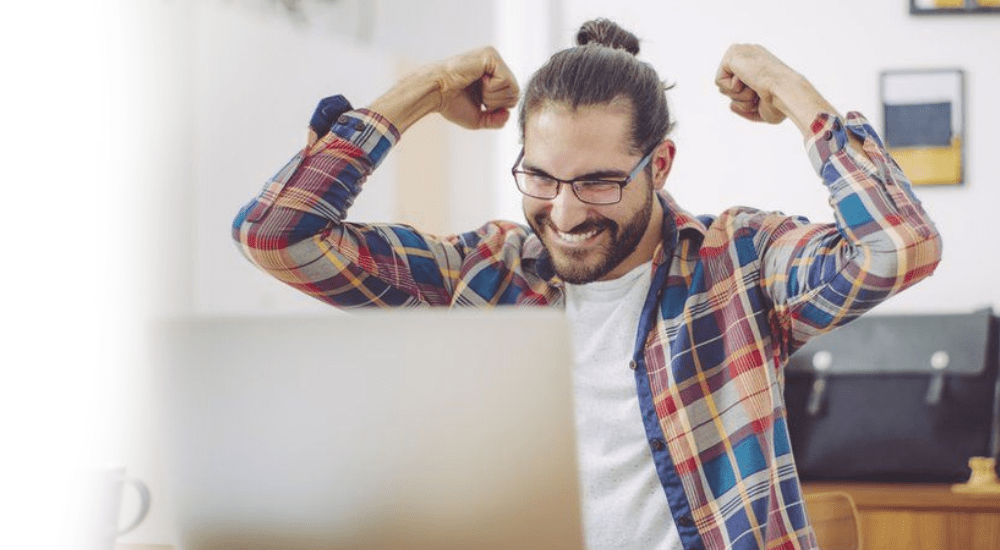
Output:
[653, 190, 707, 265]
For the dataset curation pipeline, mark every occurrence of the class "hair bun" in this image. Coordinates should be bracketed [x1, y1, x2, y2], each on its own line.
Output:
[575, 19, 640, 55]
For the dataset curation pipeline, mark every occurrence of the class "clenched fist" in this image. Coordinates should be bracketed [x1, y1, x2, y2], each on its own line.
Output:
[435, 46, 520, 130]
[368, 46, 520, 133]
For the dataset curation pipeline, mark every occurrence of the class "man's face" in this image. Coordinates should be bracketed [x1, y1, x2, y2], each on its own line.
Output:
[521, 101, 662, 285]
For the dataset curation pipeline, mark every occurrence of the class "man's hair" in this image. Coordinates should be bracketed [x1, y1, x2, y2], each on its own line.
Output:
[518, 19, 673, 156]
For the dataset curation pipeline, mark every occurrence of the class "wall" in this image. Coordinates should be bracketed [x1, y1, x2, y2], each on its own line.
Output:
[558, 0, 999, 313]
[6, 3, 102, 549]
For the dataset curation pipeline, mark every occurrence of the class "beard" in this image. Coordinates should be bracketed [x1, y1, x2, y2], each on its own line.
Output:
[526, 188, 654, 285]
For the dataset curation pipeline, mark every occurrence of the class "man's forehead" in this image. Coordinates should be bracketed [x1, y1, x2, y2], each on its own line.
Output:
[525, 99, 632, 127]
[522, 101, 636, 166]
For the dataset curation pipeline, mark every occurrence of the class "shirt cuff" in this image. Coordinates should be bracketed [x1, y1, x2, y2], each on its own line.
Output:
[322, 108, 401, 170]
[309, 94, 354, 138]
[805, 111, 881, 175]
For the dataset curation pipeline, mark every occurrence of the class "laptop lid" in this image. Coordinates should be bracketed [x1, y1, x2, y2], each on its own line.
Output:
[155, 309, 581, 550]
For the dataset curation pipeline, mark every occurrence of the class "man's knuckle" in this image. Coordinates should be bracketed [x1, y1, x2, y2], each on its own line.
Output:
[479, 45, 498, 62]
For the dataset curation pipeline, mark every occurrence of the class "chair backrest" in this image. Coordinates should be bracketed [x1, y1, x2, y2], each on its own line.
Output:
[804, 491, 862, 550]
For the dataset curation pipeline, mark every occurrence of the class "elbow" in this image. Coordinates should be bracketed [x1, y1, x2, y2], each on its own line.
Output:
[231, 209, 269, 269]
[911, 224, 944, 282]
[882, 222, 943, 291]
[233, 203, 329, 251]
[232, 203, 253, 246]
[232, 204, 337, 277]
[231, 204, 277, 262]
[231, 202, 291, 271]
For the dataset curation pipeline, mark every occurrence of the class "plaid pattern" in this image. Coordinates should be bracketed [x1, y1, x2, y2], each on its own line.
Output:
[234, 104, 941, 550]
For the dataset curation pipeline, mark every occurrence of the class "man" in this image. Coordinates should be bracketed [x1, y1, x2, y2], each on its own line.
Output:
[234, 19, 941, 550]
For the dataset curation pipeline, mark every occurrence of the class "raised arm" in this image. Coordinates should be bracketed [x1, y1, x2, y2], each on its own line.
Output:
[712, 44, 943, 350]
[233, 48, 526, 308]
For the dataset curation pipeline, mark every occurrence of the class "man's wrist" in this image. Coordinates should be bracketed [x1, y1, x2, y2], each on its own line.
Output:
[368, 67, 443, 134]
[771, 74, 839, 139]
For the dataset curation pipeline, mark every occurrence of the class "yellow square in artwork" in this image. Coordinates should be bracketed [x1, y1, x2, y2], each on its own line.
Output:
[976, 0, 1000, 7]
[889, 137, 963, 186]
[934, 0, 965, 7]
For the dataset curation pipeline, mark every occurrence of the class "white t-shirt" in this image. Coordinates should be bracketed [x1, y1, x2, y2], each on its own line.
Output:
[565, 262, 681, 550]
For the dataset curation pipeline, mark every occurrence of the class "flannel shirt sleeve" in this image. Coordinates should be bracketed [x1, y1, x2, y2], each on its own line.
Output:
[232, 105, 472, 308]
[757, 112, 943, 351]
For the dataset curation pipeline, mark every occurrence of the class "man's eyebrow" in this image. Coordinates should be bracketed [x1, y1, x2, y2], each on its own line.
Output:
[520, 161, 629, 181]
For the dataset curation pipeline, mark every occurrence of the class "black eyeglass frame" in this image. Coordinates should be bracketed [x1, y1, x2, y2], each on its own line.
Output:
[510, 147, 656, 205]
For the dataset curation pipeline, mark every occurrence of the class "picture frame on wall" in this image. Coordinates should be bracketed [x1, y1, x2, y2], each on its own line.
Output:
[910, 0, 1000, 14]
[881, 69, 965, 186]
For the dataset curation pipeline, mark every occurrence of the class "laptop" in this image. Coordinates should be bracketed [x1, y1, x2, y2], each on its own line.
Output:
[154, 309, 582, 550]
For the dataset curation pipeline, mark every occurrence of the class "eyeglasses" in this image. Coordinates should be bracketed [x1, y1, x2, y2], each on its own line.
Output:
[511, 148, 654, 205]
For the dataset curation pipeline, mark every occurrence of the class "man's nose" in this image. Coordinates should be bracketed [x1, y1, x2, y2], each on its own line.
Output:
[548, 183, 589, 231]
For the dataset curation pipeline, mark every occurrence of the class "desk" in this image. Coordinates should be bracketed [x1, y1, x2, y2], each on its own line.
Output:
[803, 482, 1000, 549]
[117, 483, 1000, 550]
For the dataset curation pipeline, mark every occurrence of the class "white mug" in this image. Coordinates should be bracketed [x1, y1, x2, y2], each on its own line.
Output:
[79, 465, 151, 550]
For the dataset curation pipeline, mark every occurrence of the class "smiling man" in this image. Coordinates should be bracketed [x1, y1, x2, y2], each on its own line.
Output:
[517, 99, 668, 284]
[234, 19, 941, 550]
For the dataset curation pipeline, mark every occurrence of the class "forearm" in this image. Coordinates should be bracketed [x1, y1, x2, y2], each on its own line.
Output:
[367, 67, 442, 134]
[770, 74, 868, 157]
[761, 66, 934, 259]
[763, 113, 942, 344]
[233, 106, 479, 307]
[234, 109, 399, 257]
[822, 113, 942, 280]
[770, 74, 836, 139]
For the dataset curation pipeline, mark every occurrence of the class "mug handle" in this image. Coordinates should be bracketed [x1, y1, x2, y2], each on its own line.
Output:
[118, 478, 151, 535]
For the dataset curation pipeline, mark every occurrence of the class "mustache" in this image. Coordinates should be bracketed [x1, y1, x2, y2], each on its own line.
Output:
[533, 214, 618, 236]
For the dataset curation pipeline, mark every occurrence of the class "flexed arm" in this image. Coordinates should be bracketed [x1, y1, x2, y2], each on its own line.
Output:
[710, 44, 942, 350]
[233, 48, 531, 308]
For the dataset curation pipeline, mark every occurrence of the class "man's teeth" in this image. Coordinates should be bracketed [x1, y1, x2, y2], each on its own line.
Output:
[556, 228, 599, 243]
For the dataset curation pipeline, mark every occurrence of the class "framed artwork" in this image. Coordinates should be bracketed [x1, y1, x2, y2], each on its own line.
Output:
[911, 0, 1000, 14]
[880, 69, 965, 186]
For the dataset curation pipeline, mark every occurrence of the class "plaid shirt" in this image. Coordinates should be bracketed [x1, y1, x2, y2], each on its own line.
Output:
[234, 100, 941, 550]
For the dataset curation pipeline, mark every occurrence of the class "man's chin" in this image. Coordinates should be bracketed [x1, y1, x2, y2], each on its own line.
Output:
[549, 250, 612, 285]
[528, 217, 622, 283]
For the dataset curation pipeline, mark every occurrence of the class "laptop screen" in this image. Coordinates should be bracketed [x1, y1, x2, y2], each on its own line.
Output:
[155, 309, 582, 550]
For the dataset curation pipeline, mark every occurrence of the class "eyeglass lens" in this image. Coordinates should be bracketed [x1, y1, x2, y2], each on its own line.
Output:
[514, 174, 622, 204]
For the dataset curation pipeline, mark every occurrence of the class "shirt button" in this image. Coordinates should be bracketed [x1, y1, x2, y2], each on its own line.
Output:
[823, 130, 833, 141]
[354, 121, 365, 131]
[650, 438, 665, 451]
[628, 359, 638, 370]
[337, 115, 349, 124]
[677, 515, 694, 528]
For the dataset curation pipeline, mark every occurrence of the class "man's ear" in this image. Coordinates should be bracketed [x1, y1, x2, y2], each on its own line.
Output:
[651, 139, 676, 191]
